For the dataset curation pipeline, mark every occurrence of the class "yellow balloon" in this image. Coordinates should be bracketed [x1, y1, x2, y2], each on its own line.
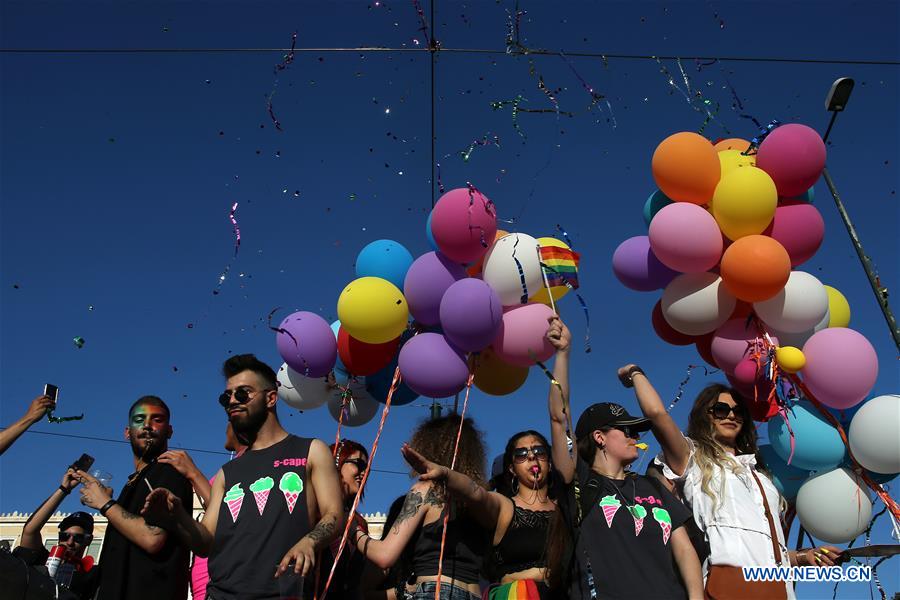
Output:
[530, 237, 575, 305]
[824, 285, 851, 328]
[711, 166, 778, 241]
[717, 149, 756, 176]
[337, 277, 409, 344]
[776, 346, 806, 373]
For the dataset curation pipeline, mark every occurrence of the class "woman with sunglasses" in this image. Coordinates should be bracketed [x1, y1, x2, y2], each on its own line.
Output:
[403, 430, 564, 599]
[353, 414, 489, 600]
[545, 318, 703, 599]
[620, 366, 843, 599]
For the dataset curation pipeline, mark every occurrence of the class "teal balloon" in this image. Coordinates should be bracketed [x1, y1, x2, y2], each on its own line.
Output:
[330, 320, 348, 375]
[425, 212, 439, 251]
[782, 187, 815, 203]
[758, 444, 811, 500]
[643, 189, 674, 226]
[355, 239, 414, 290]
[768, 400, 846, 472]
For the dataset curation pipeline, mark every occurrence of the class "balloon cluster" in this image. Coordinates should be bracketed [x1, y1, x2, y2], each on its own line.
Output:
[274, 186, 581, 426]
[614, 127, 897, 544]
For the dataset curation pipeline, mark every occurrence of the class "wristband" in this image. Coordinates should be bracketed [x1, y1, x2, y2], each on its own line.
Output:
[619, 366, 645, 388]
[58, 485, 70, 496]
[99, 499, 117, 516]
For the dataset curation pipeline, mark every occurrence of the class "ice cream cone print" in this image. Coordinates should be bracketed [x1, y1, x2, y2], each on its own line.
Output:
[223, 483, 245, 522]
[598, 495, 621, 528]
[250, 476, 275, 515]
[279, 472, 303, 514]
[629, 504, 648, 536]
[652, 507, 672, 544]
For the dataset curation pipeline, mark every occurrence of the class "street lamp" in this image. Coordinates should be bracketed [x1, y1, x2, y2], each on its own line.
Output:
[820, 77, 900, 351]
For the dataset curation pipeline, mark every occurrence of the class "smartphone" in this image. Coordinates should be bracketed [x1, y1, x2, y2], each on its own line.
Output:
[71, 453, 95, 472]
[44, 383, 59, 404]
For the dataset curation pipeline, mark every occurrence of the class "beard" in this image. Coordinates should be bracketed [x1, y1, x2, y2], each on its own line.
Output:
[229, 403, 267, 436]
[130, 433, 164, 462]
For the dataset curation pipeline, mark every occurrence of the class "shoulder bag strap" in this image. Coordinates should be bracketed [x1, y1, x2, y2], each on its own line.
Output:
[750, 470, 783, 563]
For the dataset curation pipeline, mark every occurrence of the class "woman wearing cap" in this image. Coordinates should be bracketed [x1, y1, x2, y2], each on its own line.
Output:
[545, 316, 703, 599]
[620, 368, 843, 599]
[403, 429, 565, 599]
[353, 415, 489, 600]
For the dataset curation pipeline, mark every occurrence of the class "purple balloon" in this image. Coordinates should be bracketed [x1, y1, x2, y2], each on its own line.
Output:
[276, 311, 337, 377]
[403, 252, 467, 326]
[439, 278, 502, 352]
[398, 333, 469, 398]
[612, 235, 679, 291]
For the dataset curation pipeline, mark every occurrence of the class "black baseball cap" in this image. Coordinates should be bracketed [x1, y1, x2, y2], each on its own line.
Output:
[59, 511, 94, 534]
[575, 403, 651, 439]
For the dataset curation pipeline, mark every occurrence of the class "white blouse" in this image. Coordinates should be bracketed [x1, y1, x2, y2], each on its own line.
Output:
[656, 436, 795, 598]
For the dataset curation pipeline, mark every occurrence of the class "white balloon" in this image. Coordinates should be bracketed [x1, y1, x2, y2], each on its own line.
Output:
[796, 468, 872, 543]
[277, 363, 331, 410]
[849, 395, 900, 474]
[326, 381, 379, 426]
[661, 273, 736, 335]
[482, 233, 545, 306]
[768, 308, 830, 348]
[754, 271, 828, 333]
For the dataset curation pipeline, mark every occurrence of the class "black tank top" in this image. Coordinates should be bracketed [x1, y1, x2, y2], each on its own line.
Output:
[490, 505, 553, 578]
[411, 501, 488, 585]
[208, 435, 312, 599]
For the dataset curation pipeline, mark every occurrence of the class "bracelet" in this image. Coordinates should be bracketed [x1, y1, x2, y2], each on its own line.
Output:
[99, 499, 117, 516]
[58, 485, 70, 496]
[620, 366, 645, 388]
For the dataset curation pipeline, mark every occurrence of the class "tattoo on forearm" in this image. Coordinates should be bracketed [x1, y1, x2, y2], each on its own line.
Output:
[119, 508, 163, 535]
[391, 491, 423, 534]
[307, 517, 336, 544]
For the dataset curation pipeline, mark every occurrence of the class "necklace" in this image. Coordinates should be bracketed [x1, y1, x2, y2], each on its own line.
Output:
[600, 474, 638, 510]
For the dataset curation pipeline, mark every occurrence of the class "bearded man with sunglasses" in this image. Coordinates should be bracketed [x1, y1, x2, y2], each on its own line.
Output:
[141, 353, 344, 600]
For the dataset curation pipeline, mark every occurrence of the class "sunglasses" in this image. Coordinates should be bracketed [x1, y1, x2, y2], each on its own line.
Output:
[218, 387, 272, 408]
[59, 532, 91, 545]
[708, 402, 745, 422]
[512, 445, 550, 463]
[609, 425, 643, 440]
[343, 458, 368, 471]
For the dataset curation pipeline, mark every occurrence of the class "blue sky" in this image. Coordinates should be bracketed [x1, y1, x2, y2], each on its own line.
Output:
[1, 1, 898, 596]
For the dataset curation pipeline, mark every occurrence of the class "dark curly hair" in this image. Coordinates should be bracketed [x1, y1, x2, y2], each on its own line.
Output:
[408, 414, 486, 499]
[222, 353, 278, 390]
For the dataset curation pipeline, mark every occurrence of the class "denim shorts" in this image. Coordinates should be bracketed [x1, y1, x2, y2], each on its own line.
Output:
[409, 581, 481, 600]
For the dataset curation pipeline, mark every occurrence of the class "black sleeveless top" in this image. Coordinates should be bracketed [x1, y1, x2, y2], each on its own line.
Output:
[208, 435, 312, 599]
[411, 501, 489, 584]
[490, 505, 554, 578]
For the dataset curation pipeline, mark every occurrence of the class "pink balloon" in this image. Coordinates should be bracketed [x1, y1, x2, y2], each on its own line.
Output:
[764, 201, 825, 266]
[492, 303, 555, 367]
[756, 124, 826, 198]
[802, 328, 879, 409]
[430, 188, 498, 264]
[711, 318, 779, 374]
[733, 359, 758, 385]
[649, 203, 723, 273]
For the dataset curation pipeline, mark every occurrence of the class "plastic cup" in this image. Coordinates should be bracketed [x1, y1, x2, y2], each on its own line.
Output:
[91, 470, 113, 488]
[277, 565, 305, 600]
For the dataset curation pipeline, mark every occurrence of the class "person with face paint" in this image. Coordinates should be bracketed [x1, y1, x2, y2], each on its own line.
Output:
[76, 395, 194, 600]
[14, 467, 100, 599]
[544, 317, 703, 599]
[403, 429, 565, 599]
[141, 353, 345, 600]
[623, 370, 844, 599]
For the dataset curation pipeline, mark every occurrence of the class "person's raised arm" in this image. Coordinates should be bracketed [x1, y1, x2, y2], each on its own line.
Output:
[546, 316, 575, 483]
[401, 444, 507, 532]
[618, 364, 691, 476]
[670, 526, 704, 600]
[20, 467, 80, 550]
[141, 468, 223, 557]
[0, 395, 55, 456]
[158, 450, 212, 508]
[276, 439, 345, 578]
[356, 481, 434, 569]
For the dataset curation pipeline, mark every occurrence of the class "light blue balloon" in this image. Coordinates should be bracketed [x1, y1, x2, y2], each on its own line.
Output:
[330, 320, 348, 375]
[642, 189, 674, 226]
[768, 400, 846, 471]
[355, 239, 414, 290]
[758, 444, 811, 500]
[425, 212, 439, 252]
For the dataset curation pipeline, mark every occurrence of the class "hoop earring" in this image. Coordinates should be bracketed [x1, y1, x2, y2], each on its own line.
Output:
[511, 476, 520, 496]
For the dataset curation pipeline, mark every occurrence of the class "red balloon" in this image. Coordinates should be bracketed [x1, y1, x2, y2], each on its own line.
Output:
[695, 333, 718, 367]
[337, 328, 400, 376]
[727, 374, 778, 422]
[652, 301, 694, 346]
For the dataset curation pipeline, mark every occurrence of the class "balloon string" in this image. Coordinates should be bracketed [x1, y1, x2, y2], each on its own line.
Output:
[434, 371, 475, 600]
[320, 367, 401, 600]
[537, 244, 558, 315]
[667, 364, 717, 412]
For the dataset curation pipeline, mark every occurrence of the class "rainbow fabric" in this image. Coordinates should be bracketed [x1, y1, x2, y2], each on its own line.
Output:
[540, 245, 580, 289]
[486, 579, 541, 600]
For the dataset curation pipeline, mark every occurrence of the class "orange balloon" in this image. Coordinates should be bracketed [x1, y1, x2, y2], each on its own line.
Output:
[467, 230, 509, 277]
[473, 348, 529, 396]
[720, 235, 791, 302]
[714, 138, 751, 152]
[651, 132, 721, 205]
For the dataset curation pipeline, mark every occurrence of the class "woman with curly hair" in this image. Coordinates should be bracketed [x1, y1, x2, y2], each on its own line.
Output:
[621, 367, 844, 599]
[403, 429, 565, 599]
[354, 415, 489, 600]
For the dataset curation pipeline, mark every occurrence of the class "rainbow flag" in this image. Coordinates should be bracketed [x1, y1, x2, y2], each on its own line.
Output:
[486, 579, 542, 600]
[540, 245, 580, 290]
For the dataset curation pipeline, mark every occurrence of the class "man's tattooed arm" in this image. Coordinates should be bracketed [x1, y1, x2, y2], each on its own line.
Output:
[305, 514, 338, 549]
